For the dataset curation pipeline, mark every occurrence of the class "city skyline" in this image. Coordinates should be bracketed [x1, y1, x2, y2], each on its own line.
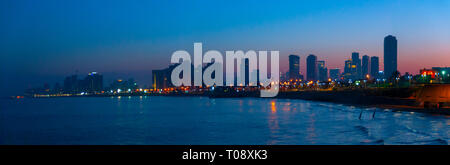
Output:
[4, 34, 448, 96]
[2, 0, 450, 96]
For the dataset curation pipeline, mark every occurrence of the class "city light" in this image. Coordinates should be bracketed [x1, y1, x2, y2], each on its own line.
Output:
[6, 1, 450, 152]
[21, 36, 450, 99]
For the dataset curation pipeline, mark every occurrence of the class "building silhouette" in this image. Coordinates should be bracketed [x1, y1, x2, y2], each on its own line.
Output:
[317, 60, 327, 81]
[306, 54, 318, 81]
[344, 60, 351, 74]
[384, 35, 398, 78]
[62, 72, 103, 93]
[152, 64, 180, 89]
[351, 52, 361, 79]
[370, 56, 379, 79]
[288, 55, 300, 80]
[343, 59, 353, 80]
[362, 55, 369, 78]
[329, 68, 340, 81]
[63, 75, 79, 93]
[238, 58, 250, 86]
[84, 72, 103, 92]
[245, 59, 249, 86]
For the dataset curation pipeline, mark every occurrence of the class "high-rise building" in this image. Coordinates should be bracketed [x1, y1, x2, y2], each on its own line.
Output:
[63, 75, 79, 93]
[384, 35, 398, 79]
[237, 58, 254, 86]
[152, 64, 180, 89]
[344, 60, 352, 74]
[243, 58, 249, 86]
[288, 55, 300, 80]
[329, 68, 340, 81]
[362, 55, 369, 78]
[370, 56, 379, 79]
[317, 60, 327, 81]
[351, 52, 361, 79]
[306, 54, 318, 81]
[343, 59, 355, 80]
[85, 72, 103, 92]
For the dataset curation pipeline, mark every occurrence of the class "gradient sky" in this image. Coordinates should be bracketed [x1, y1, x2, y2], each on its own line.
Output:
[1, 0, 450, 96]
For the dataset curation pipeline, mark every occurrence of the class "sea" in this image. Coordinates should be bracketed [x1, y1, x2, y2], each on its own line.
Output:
[0, 96, 448, 145]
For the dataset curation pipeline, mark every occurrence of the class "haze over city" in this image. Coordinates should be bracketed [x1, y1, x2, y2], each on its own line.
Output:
[1, 0, 450, 96]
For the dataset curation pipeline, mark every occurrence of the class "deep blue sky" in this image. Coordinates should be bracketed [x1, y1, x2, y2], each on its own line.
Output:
[1, 0, 450, 96]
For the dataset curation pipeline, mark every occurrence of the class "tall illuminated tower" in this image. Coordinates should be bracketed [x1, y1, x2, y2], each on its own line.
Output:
[288, 55, 300, 80]
[306, 54, 318, 81]
[384, 35, 398, 78]
[362, 55, 369, 77]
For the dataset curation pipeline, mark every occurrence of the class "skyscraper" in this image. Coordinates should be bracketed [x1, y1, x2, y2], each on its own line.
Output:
[344, 60, 351, 74]
[317, 60, 327, 81]
[152, 64, 180, 89]
[329, 68, 340, 81]
[85, 72, 103, 92]
[370, 56, 379, 79]
[384, 35, 398, 78]
[362, 55, 369, 78]
[63, 75, 79, 93]
[343, 59, 353, 80]
[242, 58, 249, 86]
[306, 54, 317, 81]
[351, 52, 361, 79]
[288, 55, 300, 80]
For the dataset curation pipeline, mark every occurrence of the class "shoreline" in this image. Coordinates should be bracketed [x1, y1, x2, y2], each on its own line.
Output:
[9, 91, 450, 116]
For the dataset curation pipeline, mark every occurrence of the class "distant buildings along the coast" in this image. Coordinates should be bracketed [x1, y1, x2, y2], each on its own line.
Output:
[22, 35, 450, 97]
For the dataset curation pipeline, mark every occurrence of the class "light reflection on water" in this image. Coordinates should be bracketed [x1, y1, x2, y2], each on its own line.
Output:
[0, 96, 448, 145]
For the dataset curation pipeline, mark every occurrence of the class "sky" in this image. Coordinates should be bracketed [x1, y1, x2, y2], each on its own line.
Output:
[1, 0, 450, 96]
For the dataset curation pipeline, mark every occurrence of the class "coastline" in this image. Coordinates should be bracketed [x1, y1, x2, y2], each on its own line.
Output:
[10, 89, 450, 116]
